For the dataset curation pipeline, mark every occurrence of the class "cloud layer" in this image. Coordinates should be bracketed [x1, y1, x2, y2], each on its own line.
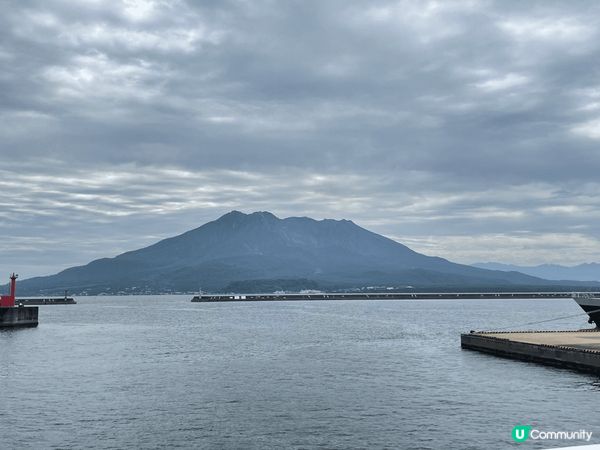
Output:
[2, 0, 600, 277]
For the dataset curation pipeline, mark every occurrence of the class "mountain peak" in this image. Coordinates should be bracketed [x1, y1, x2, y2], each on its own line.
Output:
[218, 210, 279, 221]
[250, 211, 278, 220]
[219, 210, 246, 219]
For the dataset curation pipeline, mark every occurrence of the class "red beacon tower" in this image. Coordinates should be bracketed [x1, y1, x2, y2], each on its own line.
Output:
[0, 273, 18, 308]
[0, 273, 37, 327]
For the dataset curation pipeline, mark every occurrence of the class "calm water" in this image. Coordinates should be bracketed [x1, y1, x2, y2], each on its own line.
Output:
[1, 296, 599, 449]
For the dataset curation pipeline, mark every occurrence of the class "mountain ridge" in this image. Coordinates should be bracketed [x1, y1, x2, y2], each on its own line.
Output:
[472, 262, 600, 282]
[11, 211, 599, 295]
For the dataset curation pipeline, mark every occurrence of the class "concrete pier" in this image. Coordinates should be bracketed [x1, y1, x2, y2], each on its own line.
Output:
[0, 306, 39, 328]
[16, 297, 76, 305]
[461, 330, 600, 374]
[192, 291, 596, 302]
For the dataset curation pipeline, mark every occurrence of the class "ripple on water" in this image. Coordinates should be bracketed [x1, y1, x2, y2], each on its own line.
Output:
[1, 295, 599, 449]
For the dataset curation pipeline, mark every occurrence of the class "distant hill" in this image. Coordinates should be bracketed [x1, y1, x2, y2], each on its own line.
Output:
[11, 211, 599, 295]
[472, 262, 600, 282]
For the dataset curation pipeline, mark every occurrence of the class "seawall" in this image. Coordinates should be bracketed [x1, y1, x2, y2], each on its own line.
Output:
[461, 330, 600, 374]
[192, 292, 594, 302]
[0, 306, 39, 328]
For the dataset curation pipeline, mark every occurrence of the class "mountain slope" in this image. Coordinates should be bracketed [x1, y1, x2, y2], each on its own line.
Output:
[13, 211, 595, 295]
[473, 262, 600, 282]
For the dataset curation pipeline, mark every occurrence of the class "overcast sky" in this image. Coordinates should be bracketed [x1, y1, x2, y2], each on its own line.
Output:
[2, 0, 600, 278]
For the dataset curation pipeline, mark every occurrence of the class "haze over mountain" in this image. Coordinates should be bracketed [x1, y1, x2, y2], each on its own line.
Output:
[12, 211, 597, 296]
[472, 262, 600, 282]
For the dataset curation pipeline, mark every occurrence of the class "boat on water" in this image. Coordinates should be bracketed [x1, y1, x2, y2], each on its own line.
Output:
[573, 293, 600, 327]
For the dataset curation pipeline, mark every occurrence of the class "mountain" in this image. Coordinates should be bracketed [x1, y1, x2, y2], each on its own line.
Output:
[472, 262, 600, 282]
[12, 211, 598, 295]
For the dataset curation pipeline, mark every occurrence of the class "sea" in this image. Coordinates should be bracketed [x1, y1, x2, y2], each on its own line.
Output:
[1, 296, 599, 449]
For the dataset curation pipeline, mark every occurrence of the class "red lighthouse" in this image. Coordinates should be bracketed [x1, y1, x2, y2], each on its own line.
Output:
[0, 273, 18, 307]
[0, 273, 37, 327]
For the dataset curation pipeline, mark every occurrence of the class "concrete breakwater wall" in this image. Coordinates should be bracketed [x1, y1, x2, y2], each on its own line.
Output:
[0, 307, 39, 328]
[461, 330, 600, 374]
[192, 292, 594, 302]
[17, 297, 76, 305]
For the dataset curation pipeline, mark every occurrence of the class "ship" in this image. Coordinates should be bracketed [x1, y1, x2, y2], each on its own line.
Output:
[573, 293, 600, 327]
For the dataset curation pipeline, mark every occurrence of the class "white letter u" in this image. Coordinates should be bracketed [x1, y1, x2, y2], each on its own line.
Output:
[516, 429, 525, 440]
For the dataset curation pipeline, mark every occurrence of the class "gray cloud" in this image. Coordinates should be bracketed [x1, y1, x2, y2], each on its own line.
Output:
[2, 0, 600, 278]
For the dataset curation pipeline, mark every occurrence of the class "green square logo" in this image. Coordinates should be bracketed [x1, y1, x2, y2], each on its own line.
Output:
[512, 425, 532, 443]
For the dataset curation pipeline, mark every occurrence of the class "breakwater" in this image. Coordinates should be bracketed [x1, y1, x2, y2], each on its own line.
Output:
[16, 297, 76, 305]
[0, 306, 39, 327]
[461, 330, 600, 374]
[191, 291, 596, 302]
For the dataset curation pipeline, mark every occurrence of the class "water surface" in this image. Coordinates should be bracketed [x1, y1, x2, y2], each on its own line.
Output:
[1, 296, 599, 449]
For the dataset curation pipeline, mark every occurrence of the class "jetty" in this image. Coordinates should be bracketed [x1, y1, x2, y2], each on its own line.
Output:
[16, 297, 76, 305]
[0, 274, 38, 328]
[461, 294, 600, 374]
[461, 330, 600, 374]
[191, 291, 597, 302]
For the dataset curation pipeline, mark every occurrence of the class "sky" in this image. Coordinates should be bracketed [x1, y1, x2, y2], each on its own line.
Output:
[2, 0, 600, 279]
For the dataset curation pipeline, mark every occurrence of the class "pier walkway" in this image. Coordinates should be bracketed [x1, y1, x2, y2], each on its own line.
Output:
[461, 330, 600, 374]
